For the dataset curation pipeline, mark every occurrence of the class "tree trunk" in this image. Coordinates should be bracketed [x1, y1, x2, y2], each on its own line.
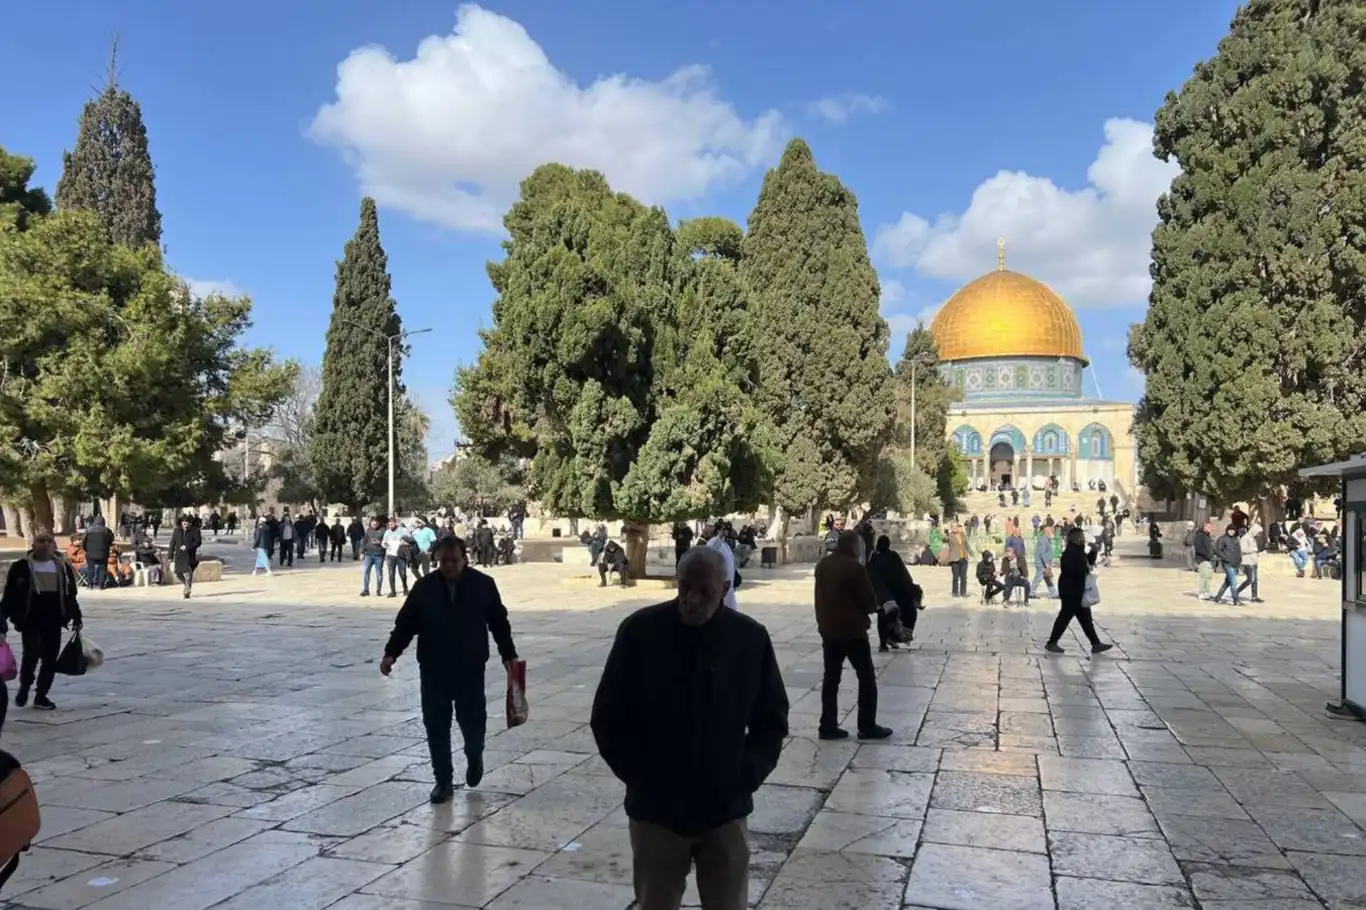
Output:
[777, 511, 791, 564]
[1256, 487, 1285, 529]
[622, 518, 649, 579]
[765, 504, 777, 537]
[17, 505, 35, 546]
[27, 482, 55, 537]
[1, 504, 21, 539]
[50, 494, 76, 535]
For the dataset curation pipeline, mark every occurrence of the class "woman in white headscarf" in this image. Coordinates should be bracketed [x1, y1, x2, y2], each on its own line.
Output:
[704, 532, 739, 611]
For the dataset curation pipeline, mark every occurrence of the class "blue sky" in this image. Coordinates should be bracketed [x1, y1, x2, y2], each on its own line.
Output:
[1, 0, 1244, 458]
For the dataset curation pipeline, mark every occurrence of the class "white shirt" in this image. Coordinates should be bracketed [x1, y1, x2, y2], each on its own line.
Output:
[705, 535, 739, 611]
[382, 528, 407, 557]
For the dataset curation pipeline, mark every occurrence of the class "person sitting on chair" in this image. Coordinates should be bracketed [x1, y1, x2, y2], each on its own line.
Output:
[598, 539, 629, 588]
[1001, 552, 1031, 604]
[976, 551, 1004, 602]
[134, 532, 163, 585]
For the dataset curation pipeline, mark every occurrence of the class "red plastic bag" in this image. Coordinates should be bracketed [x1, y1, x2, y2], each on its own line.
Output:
[505, 659, 528, 728]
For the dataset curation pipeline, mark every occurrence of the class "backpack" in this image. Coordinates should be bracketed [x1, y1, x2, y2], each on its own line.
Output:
[0, 749, 40, 892]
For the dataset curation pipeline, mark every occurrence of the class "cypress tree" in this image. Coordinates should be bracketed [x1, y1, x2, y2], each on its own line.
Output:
[310, 197, 403, 512]
[55, 51, 162, 248]
[1129, 0, 1366, 513]
[742, 138, 893, 522]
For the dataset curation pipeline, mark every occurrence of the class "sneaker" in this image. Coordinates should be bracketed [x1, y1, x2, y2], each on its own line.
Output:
[1251, 597, 1265, 603]
[818, 727, 850, 741]
[360, 590, 369, 597]
[15, 687, 29, 708]
[387, 591, 397, 598]
[1044, 642, 1065, 654]
[33, 696, 56, 711]
[465, 754, 484, 788]
[858, 724, 894, 741]
[1092, 643, 1114, 655]
[430, 783, 454, 805]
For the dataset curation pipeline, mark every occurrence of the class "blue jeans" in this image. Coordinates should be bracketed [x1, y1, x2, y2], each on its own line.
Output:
[361, 554, 383, 593]
[1216, 565, 1242, 602]
[1237, 564, 1259, 600]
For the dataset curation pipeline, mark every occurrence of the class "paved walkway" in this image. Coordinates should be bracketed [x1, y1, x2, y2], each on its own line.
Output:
[2, 542, 1363, 909]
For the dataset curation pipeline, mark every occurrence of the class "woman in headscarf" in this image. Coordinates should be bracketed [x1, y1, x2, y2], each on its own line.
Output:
[251, 517, 274, 576]
[1044, 527, 1113, 655]
[867, 535, 919, 649]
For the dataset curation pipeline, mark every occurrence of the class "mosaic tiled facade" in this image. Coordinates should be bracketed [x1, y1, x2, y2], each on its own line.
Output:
[937, 356, 1084, 402]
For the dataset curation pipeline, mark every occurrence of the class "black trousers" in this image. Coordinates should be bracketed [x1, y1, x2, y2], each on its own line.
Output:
[820, 635, 877, 734]
[19, 617, 63, 698]
[351, 540, 361, 560]
[317, 539, 328, 562]
[176, 568, 194, 597]
[1048, 596, 1101, 646]
[981, 580, 1004, 601]
[420, 669, 487, 786]
[331, 540, 343, 561]
[951, 559, 968, 596]
[278, 541, 294, 567]
[385, 555, 408, 595]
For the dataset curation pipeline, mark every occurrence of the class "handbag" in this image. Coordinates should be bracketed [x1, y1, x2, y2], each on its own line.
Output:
[1081, 572, 1101, 608]
[505, 659, 529, 728]
[0, 642, 15, 682]
[0, 750, 41, 891]
[54, 632, 89, 677]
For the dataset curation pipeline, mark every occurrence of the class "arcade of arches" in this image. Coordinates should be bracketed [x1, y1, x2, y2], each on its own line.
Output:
[930, 243, 1138, 496]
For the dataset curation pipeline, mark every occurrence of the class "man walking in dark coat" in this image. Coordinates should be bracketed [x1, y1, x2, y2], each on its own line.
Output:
[813, 532, 893, 741]
[1, 531, 83, 710]
[381, 536, 518, 804]
[592, 546, 789, 910]
[169, 514, 203, 600]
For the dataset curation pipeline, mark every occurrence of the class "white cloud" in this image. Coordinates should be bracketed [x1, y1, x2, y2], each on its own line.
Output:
[878, 277, 940, 343]
[873, 118, 1179, 308]
[811, 93, 887, 123]
[310, 4, 785, 232]
[185, 279, 242, 299]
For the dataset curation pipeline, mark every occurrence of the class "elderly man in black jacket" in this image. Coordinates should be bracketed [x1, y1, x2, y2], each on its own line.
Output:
[381, 535, 518, 805]
[591, 546, 789, 910]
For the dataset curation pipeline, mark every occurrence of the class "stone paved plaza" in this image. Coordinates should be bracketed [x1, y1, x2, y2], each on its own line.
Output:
[2, 539, 1365, 909]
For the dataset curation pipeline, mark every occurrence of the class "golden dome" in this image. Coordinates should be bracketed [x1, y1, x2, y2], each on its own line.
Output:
[931, 266, 1087, 365]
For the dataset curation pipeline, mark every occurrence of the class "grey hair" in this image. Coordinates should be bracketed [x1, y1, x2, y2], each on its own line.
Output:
[677, 544, 728, 582]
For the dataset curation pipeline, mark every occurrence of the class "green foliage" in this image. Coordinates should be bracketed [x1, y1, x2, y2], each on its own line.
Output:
[310, 198, 404, 511]
[741, 138, 893, 513]
[890, 323, 965, 513]
[936, 447, 969, 516]
[54, 80, 162, 248]
[1130, 0, 1366, 506]
[394, 396, 433, 511]
[431, 452, 522, 516]
[0, 147, 52, 231]
[0, 205, 294, 516]
[452, 164, 772, 524]
[872, 446, 942, 518]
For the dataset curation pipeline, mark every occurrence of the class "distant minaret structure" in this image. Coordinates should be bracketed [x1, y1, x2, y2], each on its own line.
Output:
[997, 237, 1006, 271]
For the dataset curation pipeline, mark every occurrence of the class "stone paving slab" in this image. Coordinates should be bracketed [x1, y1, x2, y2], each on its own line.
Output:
[0, 540, 1363, 908]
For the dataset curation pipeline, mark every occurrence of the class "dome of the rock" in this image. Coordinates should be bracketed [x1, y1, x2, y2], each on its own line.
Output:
[930, 269, 1086, 365]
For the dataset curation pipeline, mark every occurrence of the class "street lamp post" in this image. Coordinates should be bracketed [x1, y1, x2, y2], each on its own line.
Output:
[341, 320, 431, 518]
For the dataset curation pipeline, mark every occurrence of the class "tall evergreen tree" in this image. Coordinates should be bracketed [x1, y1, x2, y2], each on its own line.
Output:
[742, 138, 893, 526]
[54, 51, 162, 248]
[1129, 0, 1366, 513]
[310, 198, 403, 512]
[453, 165, 771, 572]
